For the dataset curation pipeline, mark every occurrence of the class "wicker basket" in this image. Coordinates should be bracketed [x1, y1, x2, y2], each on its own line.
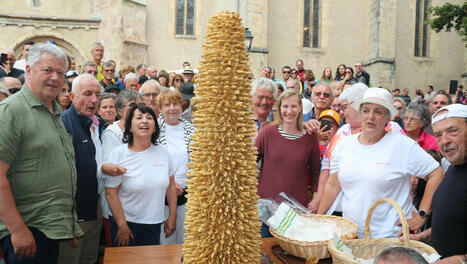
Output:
[328, 198, 438, 264]
[270, 214, 358, 259]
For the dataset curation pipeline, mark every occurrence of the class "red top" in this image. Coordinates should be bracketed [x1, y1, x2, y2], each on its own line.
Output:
[403, 129, 440, 152]
[255, 125, 321, 206]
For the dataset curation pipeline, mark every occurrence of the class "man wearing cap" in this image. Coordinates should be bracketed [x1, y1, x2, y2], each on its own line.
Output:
[179, 82, 195, 123]
[0, 43, 82, 263]
[66, 70, 80, 82]
[408, 104, 467, 263]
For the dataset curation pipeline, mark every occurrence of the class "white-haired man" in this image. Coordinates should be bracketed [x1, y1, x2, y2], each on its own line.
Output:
[0, 43, 83, 263]
[124, 72, 139, 90]
[252, 77, 277, 134]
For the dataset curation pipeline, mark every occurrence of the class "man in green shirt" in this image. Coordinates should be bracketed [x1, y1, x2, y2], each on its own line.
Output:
[0, 43, 82, 263]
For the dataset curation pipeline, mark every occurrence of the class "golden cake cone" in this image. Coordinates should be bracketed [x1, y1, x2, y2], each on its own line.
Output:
[182, 11, 261, 264]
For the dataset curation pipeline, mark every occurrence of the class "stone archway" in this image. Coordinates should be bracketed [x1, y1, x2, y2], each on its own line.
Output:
[11, 33, 87, 66]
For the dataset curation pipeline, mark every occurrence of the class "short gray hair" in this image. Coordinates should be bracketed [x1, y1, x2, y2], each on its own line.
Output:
[27, 43, 68, 69]
[140, 79, 165, 93]
[71, 73, 99, 94]
[339, 82, 368, 103]
[252, 77, 278, 99]
[392, 97, 406, 108]
[91, 42, 104, 51]
[124, 72, 138, 82]
[115, 89, 143, 111]
[402, 103, 432, 129]
[312, 82, 334, 98]
[100, 92, 116, 102]
[81, 61, 97, 72]
[373, 247, 428, 264]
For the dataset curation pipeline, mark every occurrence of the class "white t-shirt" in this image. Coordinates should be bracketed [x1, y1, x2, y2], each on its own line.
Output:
[165, 123, 189, 187]
[330, 132, 438, 238]
[105, 144, 174, 224]
[322, 121, 403, 214]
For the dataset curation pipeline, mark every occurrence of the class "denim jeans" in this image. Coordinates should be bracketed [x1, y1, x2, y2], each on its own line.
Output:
[0, 227, 58, 264]
[109, 216, 161, 246]
[260, 223, 272, 238]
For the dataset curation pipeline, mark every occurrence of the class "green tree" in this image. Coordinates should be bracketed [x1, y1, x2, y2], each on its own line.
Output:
[426, 2, 467, 43]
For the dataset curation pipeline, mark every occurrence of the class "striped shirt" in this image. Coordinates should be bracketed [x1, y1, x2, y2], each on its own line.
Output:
[278, 127, 305, 140]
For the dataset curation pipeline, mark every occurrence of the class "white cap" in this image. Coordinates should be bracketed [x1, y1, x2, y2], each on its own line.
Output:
[352, 87, 397, 118]
[431, 104, 467, 125]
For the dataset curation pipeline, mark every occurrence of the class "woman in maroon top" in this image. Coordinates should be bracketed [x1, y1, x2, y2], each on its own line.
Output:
[255, 89, 321, 237]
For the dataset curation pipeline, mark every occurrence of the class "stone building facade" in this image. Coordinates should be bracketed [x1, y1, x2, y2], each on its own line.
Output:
[0, 0, 465, 92]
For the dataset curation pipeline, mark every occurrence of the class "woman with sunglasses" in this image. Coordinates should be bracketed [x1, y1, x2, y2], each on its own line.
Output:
[171, 74, 184, 91]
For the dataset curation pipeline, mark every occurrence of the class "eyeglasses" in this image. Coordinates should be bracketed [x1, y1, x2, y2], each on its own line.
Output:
[104, 69, 115, 73]
[174, 79, 183, 82]
[340, 103, 350, 112]
[86, 70, 98, 75]
[256, 95, 274, 101]
[283, 71, 291, 74]
[314, 92, 331, 98]
[142, 93, 159, 98]
[393, 106, 404, 110]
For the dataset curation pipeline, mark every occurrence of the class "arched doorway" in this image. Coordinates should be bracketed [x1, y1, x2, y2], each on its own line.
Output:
[12, 33, 87, 68]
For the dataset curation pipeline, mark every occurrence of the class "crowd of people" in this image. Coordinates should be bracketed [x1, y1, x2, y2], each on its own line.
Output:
[0, 41, 466, 264]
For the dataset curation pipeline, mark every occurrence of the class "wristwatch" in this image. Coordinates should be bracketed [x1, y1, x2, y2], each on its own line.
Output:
[418, 209, 428, 218]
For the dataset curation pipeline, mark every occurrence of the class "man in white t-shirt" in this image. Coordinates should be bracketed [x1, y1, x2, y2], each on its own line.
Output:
[13, 41, 34, 72]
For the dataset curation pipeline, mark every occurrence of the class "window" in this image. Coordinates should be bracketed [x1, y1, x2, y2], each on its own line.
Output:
[175, 0, 195, 36]
[303, 0, 320, 48]
[33, 0, 40, 7]
[414, 0, 429, 57]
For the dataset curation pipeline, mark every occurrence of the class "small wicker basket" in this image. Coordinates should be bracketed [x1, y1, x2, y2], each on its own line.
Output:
[327, 198, 438, 264]
[270, 214, 358, 259]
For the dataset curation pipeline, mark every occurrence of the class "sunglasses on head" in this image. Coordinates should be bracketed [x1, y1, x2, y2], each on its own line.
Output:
[8, 88, 21, 94]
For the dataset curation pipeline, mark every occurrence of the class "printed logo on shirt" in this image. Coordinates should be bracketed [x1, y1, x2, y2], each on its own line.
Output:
[375, 162, 390, 166]
[153, 163, 166, 167]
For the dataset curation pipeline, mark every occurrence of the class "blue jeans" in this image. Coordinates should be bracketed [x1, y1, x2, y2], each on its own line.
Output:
[260, 223, 272, 238]
[109, 216, 161, 246]
[0, 227, 58, 264]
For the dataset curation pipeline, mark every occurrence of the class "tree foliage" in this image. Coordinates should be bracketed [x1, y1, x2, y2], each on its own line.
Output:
[427, 2, 467, 42]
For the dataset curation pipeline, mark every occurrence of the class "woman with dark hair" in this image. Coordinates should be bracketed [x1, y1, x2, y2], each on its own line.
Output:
[303, 69, 316, 99]
[412, 89, 424, 104]
[334, 64, 346, 81]
[103, 104, 177, 246]
[158, 70, 170, 89]
[56, 79, 72, 110]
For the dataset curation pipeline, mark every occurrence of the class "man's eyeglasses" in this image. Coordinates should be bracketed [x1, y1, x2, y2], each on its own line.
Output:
[314, 92, 331, 98]
[86, 70, 98, 75]
[256, 95, 274, 101]
[104, 69, 115, 73]
[142, 93, 159, 98]
[283, 71, 291, 74]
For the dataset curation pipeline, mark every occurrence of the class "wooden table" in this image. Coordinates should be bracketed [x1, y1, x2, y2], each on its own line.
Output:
[104, 238, 332, 263]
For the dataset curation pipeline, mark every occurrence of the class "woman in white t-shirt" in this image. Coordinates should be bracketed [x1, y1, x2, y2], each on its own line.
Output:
[308, 83, 403, 214]
[155, 89, 194, 244]
[317, 88, 443, 238]
[104, 104, 177, 246]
